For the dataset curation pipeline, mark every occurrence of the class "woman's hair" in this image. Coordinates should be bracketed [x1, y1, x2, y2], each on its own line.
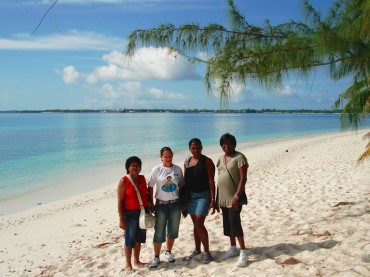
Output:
[219, 133, 237, 147]
[160, 146, 173, 156]
[188, 138, 202, 147]
[125, 156, 142, 174]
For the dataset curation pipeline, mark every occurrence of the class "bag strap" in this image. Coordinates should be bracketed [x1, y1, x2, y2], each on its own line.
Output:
[223, 156, 247, 204]
[127, 175, 144, 209]
[224, 156, 236, 186]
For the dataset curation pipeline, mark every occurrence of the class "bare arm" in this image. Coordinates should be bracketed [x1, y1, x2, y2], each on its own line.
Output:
[148, 186, 155, 213]
[117, 178, 126, 229]
[206, 157, 218, 214]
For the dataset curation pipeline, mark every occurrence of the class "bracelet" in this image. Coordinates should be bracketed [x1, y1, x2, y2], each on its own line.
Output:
[234, 195, 239, 200]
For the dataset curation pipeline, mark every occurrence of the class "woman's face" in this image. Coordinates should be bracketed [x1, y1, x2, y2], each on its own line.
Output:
[129, 162, 141, 175]
[161, 150, 173, 167]
[189, 142, 202, 158]
[221, 140, 236, 155]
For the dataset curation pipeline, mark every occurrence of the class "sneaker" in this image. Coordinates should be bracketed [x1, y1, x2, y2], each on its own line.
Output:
[236, 250, 248, 267]
[221, 246, 238, 260]
[185, 250, 201, 261]
[165, 251, 175, 263]
[202, 251, 213, 264]
[148, 257, 160, 268]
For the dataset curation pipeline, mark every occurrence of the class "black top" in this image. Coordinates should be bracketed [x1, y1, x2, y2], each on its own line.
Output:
[184, 154, 210, 193]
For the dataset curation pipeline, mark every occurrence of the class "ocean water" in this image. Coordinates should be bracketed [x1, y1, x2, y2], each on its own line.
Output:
[0, 112, 367, 204]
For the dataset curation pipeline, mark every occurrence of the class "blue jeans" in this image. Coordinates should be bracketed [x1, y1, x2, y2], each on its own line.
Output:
[123, 210, 146, 248]
[153, 202, 181, 243]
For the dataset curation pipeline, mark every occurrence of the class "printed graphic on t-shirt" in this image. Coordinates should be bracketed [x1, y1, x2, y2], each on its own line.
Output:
[161, 176, 177, 192]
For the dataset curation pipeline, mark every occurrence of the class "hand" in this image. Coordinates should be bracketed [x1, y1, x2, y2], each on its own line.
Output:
[209, 200, 219, 214]
[209, 201, 215, 215]
[149, 203, 155, 214]
[119, 220, 126, 230]
[231, 197, 239, 210]
[181, 209, 188, 218]
[215, 205, 220, 213]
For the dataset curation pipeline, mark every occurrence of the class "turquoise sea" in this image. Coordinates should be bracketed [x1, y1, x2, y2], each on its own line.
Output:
[0, 112, 368, 210]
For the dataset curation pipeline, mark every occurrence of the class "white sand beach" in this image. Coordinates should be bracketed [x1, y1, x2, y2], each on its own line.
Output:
[0, 131, 369, 276]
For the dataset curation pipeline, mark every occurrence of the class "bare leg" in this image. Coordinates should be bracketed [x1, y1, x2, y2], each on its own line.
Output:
[191, 214, 209, 252]
[124, 246, 134, 271]
[153, 242, 162, 256]
[166, 237, 175, 252]
[133, 242, 146, 267]
[229, 236, 236, 247]
[236, 236, 245, 250]
[191, 215, 201, 251]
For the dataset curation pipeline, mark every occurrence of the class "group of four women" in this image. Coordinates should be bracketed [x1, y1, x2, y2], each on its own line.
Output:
[117, 133, 249, 272]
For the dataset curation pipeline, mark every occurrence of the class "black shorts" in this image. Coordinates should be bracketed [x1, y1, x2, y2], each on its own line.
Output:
[221, 206, 244, 237]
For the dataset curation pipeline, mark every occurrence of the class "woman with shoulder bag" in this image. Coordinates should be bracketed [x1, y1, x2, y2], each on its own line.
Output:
[216, 133, 249, 267]
[117, 156, 149, 273]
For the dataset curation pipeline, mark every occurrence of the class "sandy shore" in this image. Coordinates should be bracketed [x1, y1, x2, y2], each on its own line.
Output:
[1, 131, 369, 276]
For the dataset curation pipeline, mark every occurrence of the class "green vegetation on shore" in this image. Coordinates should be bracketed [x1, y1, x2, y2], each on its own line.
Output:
[0, 108, 343, 114]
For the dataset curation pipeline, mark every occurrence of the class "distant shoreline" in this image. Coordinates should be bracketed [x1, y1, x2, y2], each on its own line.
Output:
[0, 108, 343, 114]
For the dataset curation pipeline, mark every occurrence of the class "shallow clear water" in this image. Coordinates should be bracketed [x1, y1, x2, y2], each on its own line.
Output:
[0, 112, 367, 200]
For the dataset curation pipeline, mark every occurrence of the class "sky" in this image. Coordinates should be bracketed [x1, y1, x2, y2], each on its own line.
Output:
[0, 0, 350, 111]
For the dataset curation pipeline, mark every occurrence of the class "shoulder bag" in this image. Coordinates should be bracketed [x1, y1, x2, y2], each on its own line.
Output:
[127, 175, 155, 229]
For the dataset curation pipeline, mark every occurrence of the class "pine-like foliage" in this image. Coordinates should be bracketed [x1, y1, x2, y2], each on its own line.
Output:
[126, 0, 370, 162]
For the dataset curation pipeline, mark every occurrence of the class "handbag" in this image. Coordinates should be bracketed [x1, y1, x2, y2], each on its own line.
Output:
[127, 175, 155, 229]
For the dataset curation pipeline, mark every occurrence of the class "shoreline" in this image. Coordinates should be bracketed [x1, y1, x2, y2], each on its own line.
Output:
[1, 130, 369, 276]
[0, 131, 330, 216]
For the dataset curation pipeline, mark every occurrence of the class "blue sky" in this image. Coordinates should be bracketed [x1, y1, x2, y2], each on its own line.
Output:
[0, 0, 349, 111]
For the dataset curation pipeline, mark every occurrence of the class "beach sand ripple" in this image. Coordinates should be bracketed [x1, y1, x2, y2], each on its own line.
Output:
[1, 131, 369, 276]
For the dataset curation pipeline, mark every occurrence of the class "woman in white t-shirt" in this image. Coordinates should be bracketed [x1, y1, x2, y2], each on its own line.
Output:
[147, 146, 185, 268]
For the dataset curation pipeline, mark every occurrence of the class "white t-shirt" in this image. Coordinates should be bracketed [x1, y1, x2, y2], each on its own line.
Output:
[148, 163, 185, 201]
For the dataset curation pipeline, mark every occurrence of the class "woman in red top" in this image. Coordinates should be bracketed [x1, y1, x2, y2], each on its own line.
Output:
[117, 156, 149, 272]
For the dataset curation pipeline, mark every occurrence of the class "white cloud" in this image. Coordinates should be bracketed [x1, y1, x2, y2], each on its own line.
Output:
[34, 0, 207, 6]
[63, 66, 79, 84]
[89, 81, 188, 106]
[26, 0, 142, 5]
[59, 47, 198, 108]
[147, 87, 187, 101]
[0, 90, 11, 104]
[274, 85, 296, 96]
[166, 91, 188, 101]
[196, 51, 210, 61]
[92, 81, 142, 100]
[148, 87, 165, 98]
[86, 64, 129, 84]
[100, 83, 119, 99]
[210, 78, 246, 102]
[0, 31, 123, 51]
[85, 47, 199, 83]
[52, 0, 123, 3]
[37, 0, 164, 4]
[24, 0, 213, 11]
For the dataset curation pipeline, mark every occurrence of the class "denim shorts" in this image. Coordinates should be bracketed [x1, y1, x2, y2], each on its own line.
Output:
[123, 210, 147, 248]
[153, 201, 181, 243]
[187, 191, 210, 216]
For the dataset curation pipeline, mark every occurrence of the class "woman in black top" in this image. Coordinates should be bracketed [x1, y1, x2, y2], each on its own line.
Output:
[183, 138, 216, 263]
